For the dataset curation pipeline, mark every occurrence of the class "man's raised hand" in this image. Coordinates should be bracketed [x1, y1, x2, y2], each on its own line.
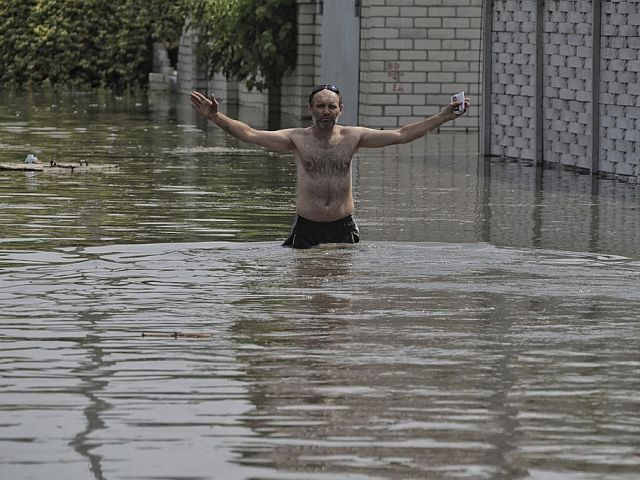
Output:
[190, 91, 219, 120]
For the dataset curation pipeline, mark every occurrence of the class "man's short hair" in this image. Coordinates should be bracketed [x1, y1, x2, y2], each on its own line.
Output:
[308, 84, 342, 106]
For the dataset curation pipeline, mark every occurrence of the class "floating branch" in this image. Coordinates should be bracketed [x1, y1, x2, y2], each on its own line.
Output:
[0, 161, 119, 173]
[141, 331, 212, 339]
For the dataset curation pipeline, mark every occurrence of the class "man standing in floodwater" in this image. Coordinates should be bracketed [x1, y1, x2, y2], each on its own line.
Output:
[190, 85, 470, 248]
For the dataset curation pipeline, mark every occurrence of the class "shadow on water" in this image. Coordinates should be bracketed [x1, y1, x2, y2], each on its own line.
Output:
[1, 90, 640, 480]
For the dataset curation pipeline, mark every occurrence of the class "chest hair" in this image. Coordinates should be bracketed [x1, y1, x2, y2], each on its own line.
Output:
[298, 135, 355, 178]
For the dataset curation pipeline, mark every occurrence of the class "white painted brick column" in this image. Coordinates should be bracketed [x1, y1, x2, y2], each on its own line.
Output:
[281, 0, 322, 122]
[177, 23, 208, 93]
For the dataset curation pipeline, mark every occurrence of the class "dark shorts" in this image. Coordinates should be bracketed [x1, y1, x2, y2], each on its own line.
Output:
[283, 214, 360, 249]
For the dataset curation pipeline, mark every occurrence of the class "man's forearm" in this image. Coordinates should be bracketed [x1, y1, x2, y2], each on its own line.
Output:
[209, 112, 252, 141]
[398, 111, 454, 143]
[206, 110, 293, 152]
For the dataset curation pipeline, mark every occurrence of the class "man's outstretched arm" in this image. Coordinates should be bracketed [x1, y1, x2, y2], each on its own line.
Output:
[190, 91, 294, 152]
[356, 97, 471, 149]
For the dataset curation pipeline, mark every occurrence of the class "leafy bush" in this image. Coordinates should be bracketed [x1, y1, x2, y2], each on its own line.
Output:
[0, 0, 297, 100]
[0, 0, 184, 90]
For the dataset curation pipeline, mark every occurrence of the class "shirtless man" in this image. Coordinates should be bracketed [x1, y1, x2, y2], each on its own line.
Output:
[190, 85, 470, 248]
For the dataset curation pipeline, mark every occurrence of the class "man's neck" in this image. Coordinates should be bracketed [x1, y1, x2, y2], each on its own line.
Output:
[311, 123, 338, 140]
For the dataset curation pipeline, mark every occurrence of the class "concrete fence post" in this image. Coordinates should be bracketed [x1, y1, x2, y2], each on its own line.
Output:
[535, 0, 544, 166]
[481, 0, 493, 157]
[591, 0, 602, 174]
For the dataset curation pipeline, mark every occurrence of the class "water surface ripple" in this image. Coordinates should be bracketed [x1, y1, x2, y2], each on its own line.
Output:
[1, 242, 639, 480]
[2, 90, 640, 480]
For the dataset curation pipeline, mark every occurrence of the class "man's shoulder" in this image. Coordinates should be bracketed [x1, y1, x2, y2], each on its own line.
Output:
[292, 125, 362, 140]
[337, 125, 368, 140]
[287, 127, 311, 137]
[337, 125, 370, 134]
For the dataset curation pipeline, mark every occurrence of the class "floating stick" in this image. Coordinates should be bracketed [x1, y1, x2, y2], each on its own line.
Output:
[141, 331, 211, 339]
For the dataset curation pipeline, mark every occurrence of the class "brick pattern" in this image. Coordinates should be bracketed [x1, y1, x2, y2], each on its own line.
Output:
[543, 1, 593, 170]
[229, 0, 322, 120]
[488, 0, 640, 182]
[359, 0, 482, 130]
[177, 24, 208, 93]
[280, 0, 321, 121]
[178, 2, 320, 123]
[600, 1, 640, 178]
[179, 0, 483, 130]
[489, 0, 537, 160]
[210, 73, 238, 103]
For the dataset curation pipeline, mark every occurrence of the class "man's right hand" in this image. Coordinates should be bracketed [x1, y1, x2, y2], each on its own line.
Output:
[190, 91, 219, 120]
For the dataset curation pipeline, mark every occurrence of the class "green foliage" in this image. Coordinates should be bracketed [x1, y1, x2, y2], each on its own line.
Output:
[186, 0, 297, 90]
[0, 0, 297, 94]
[0, 0, 185, 90]
[0, 0, 37, 86]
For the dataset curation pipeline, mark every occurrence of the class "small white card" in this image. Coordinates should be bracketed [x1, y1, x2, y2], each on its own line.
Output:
[451, 91, 465, 114]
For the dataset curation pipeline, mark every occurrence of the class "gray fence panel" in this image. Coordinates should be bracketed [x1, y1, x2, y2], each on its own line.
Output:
[485, 0, 640, 182]
[489, 0, 538, 160]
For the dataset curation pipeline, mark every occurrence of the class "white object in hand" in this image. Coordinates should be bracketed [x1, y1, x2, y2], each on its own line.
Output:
[451, 92, 465, 115]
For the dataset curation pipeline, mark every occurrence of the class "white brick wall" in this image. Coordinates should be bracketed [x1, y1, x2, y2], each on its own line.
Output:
[359, 0, 483, 130]
[178, 1, 321, 124]
[177, 24, 207, 93]
[280, 0, 321, 122]
[178, 0, 483, 131]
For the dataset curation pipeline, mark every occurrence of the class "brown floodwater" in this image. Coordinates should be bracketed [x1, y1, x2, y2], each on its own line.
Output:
[1, 90, 639, 480]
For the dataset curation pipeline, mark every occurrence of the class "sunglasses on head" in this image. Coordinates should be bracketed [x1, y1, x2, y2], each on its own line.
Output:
[308, 84, 341, 103]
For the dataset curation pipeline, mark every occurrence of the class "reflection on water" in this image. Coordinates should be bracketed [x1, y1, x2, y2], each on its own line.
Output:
[0, 90, 296, 248]
[1, 242, 639, 479]
[1, 89, 640, 257]
[1, 90, 640, 479]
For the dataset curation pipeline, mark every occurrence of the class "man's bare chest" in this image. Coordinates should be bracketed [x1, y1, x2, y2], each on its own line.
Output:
[296, 139, 356, 178]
